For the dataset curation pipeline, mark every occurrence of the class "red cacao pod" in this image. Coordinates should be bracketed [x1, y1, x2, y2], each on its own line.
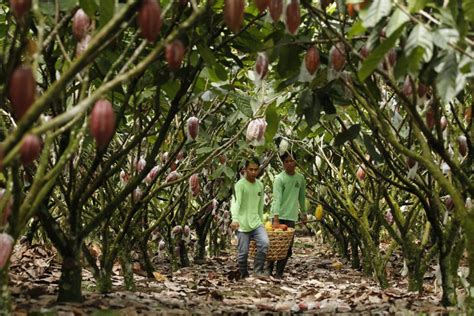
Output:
[330, 43, 346, 72]
[360, 45, 370, 59]
[402, 76, 413, 97]
[0, 233, 14, 269]
[425, 107, 435, 130]
[417, 83, 427, 98]
[166, 170, 180, 183]
[183, 225, 191, 237]
[224, 0, 245, 34]
[254, 53, 269, 80]
[138, 0, 162, 42]
[445, 196, 454, 211]
[356, 165, 366, 181]
[254, 0, 270, 12]
[285, 0, 300, 35]
[166, 40, 185, 71]
[145, 166, 160, 183]
[219, 154, 227, 164]
[20, 134, 41, 166]
[8, 66, 36, 120]
[269, 0, 283, 21]
[465, 107, 472, 124]
[120, 170, 129, 184]
[75, 34, 91, 57]
[72, 9, 91, 40]
[440, 116, 448, 131]
[135, 156, 146, 173]
[172, 225, 183, 236]
[189, 173, 200, 196]
[9, 0, 31, 19]
[383, 49, 397, 70]
[305, 46, 320, 75]
[186, 116, 199, 140]
[89, 99, 116, 149]
[458, 135, 468, 157]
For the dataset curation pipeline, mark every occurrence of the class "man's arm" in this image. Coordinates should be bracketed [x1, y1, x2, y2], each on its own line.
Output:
[258, 182, 264, 222]
[271, 177, 283, 227]
[230, 182, 242, 230]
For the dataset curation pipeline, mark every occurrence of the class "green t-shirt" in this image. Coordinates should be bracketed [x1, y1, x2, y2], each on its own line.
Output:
[230, 178, 264, 232]
[271, 171, 306, 221]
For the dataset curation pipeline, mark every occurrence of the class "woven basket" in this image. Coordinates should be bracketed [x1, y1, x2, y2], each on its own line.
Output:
[249, 230, 295, 261]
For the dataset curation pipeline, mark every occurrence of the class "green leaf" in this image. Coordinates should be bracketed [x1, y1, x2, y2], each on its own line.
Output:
[334, 124, 361, 146]
[80, 0, 98, 17]
[359, 0, 392, 28]
[197, 44, 216, 65]
[265, 106, 280, 142]
[304, 94, 321, 127]
[432, 28, 460, 50]
[363, 134, 383, 162]
[60, 0, 78, 11]
[463, 0, 474, 22]
[196, 146, 214, 154]
[386, 8, 410, 36]
[408, 0, 426, 13]
[99, 0, 114, 29]
[223, 166, 235, 179]
[348, 20, 366, 38]
[405, 24, 433, 63]
[213, 64, 228, 81]
[358, 26, 404, 82]
[297, 89, 313, 115]
[276, 45, 302, 78]
[435, 53, 459, 104]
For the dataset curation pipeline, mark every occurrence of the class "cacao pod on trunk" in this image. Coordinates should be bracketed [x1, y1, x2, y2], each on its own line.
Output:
[89, 99, 116, 149]
[138, 0, 162, 42]
[224, 0, 245, 33]
[72, 9, 91, 40]
[8, 66, 36, 120]
[0, 233, 14, 269]
[20, 134, 41, 166]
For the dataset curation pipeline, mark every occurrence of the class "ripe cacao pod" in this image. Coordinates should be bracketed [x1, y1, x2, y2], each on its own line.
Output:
[90, 99, 116, 149]
[75, 34, 91, 57]
[315, 204, 323, 221]
[0, 233, 14, 269]
[189, 173, 200, 196]
[305, 46, 320, 75]
[166, 170, 180, 182]
[186, 116, 199, 140]
[20, 134, 41, 166]
[72, 9, 91, 40]
[330, 43, 346, 72]
[146, 166, 160, 183]
[8, 66, 36, 120]
[166, 40, 185, 70]
[356, 165, 366, 181]
[279, 224, 288, 231]
[285, 0, 300, 35]
[254, 0, 270, 12]
[224, 0, 245, 33]
[425, 107, 435, 130]
[254, 53, 269, 80]
[269, 0, 283, 21]
[9, 0, 31, 19]
[458, 135, 468, 157]
[246, 119, 267, 146]
[138, 0, 162, 42]
[440, 116, 448, 131]
[219, 154, 227, 164]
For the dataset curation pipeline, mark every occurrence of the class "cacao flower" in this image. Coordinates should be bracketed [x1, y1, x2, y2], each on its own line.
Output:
[384, 210, 394, 225]
[145, 166, 160, 183]
[356, 165, 366, 181]
[189, 173, 200, 196]
[158, 240, 166, 251]
[9, 0, 31, 19]
[0, 233, 14, 269]
[72, 9, 91, 40]
[166, 170, 180, 182]
[89, 99, 116, 149]
[425, 107, 435, 129]
[254, 0, 270, 12]
[269, 0, 283, 21]
[330, 43, 346, 72]
[20, 134, 41, 166]
[458, 135, 468, 157]
[120, 170, 129, 184]
[133, 188, 143, 201]
[186, 116, 199, 141]
[360, 45, 370, 59]
[246, 118, 267, 146]
[138, 0, 162, 42]
[305, 46, 320, 75]
[440, 116, 448, 131]
[166, 40, 185, 70]
[183, 225, 191, 237]
[254, 53, 269, 81]
[135, 156, 146, 173]
[284, 0, 300, 35]
[8, 66, 36, 120]
[224, 0, 245, 34]
[75, 34, 91, 57]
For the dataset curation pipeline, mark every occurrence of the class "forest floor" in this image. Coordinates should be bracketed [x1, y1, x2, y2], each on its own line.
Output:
[8, 234, 464, 315]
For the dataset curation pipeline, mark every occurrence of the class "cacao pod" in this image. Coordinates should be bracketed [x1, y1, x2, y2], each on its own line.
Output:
[417, 83, 427, 98]
[145, 166, 160, 183]
[246, 119, 267, 146]
[189, 173, 200, 196]
[305, 46, 320, 75]
[356, 165, 366, 181]
[89, 99, 116, 149]
[360, 45, 370, 59]
[445, 196, 454, 211]
[384, 210, 394, 225]
[285, 0, 300, 35]
[315, 204, 323, 221]
[20, 134, 41, 166]
[279, 224, 288, 231]
[458, 135, 468, 157]
[0, 233, 14, 269]
[402, 76, 413, 97]
[72, 9, 91, 40]
[219, 154, 227, 164]
[166, 170, 180, 182]
[406, 157, 416, 169]
[383, 49, 397, 70]
[75, 34, 91, 57]
[425, 107, 435, 129]
[269, 0, 283, 21]
[172, 225, 182, 236]
[135, 156, 146, 173]
[330, 43, 346, 72]
[158, 240, 166, 251]
[440, 116, 448, 131]
[465, 107, 472, 124]
[183, 225, 191, 237]
[162, 152, 169, 164]
[224, 0, 245, 33]
[166, 40, 185, 70]
[138, 0, 162, 42]
[8, 66, 36, 120]
[176, 150, 185, 161]
[120, 170, 129, 184]
[254, 53, 269, 80]
[186, 116, 199, 140]
[9, 0, 31, 19]
[254, 0, 270, 12]
[133, 188, 143, 201]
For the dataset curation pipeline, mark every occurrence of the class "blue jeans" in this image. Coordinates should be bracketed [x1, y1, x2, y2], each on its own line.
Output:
[237, 225, 269, 277]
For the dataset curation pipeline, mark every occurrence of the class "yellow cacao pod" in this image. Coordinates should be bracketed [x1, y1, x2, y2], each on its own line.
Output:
[315, 204, 323, 221]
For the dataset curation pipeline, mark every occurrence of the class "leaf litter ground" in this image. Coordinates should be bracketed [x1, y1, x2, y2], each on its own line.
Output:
[9, 235, 462, 315]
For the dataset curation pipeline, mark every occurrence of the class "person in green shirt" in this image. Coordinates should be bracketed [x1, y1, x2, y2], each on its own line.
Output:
[267, 151, 307, 279]
[230, 157, 269, 278]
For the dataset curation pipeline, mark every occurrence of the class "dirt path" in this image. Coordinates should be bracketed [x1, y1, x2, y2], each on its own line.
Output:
[9, 236, 456, 314]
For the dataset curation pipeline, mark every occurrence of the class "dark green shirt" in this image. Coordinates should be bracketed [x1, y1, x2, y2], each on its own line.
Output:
[271, 171, 306, 221]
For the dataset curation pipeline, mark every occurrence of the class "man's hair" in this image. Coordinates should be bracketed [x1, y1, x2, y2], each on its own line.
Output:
[279, 151, 296, 162]
[245, 156, 260, 168]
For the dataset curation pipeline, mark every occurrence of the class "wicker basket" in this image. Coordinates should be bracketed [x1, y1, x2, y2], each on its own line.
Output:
[248, 230, 295, 261]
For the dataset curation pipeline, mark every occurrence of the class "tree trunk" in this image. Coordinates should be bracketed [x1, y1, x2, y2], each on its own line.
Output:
[439, 253, 457, 306]
[119, 250, 136, 291]
[96, 270, 113, 294]
[179, 240, 190, 267]
[57, 253, 83, 302]
[0, 268, 11, 315]
[350, 237, 360, 269]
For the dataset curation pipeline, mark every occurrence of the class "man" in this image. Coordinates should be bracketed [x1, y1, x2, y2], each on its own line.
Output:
[268, 151, 307, 279]
[230, 157, 269, 278]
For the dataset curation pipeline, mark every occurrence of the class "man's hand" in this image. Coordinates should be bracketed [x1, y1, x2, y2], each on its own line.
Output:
[230, 221, 240, 231]
[273, 215, 280, 228]
[301, 213, 308, 224]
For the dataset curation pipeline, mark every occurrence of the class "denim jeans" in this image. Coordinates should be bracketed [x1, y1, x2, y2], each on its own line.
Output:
[267, 219, 295, 278]
[237, 225, 269, 277]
